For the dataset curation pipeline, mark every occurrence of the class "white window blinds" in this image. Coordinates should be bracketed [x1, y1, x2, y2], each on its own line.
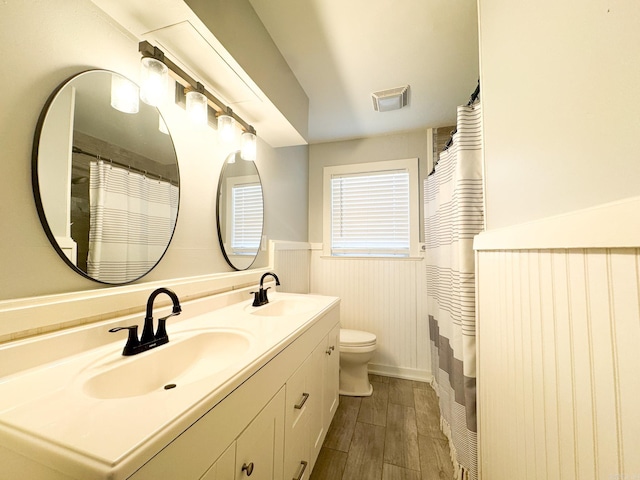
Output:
[231, 183, 263, 254]
[330, 169, 410, 256]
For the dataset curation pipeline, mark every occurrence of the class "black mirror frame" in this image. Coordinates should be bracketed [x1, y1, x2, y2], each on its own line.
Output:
[215, 151, 264, 271]
[31, 69, 181, 285]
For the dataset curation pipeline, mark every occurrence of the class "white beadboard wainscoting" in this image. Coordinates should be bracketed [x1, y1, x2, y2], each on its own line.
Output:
[310, 245, 431, 381]
[475, 196, 640, 480]
[272, 241, 311, 294]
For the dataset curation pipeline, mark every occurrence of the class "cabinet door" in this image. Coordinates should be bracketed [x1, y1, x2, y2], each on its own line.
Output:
[235, 388, 285, 480]
[285, 356, 311, 480]
[308, 337, 326, 470]
[200, 443, 235, 480]
[323, 324, 340, 432]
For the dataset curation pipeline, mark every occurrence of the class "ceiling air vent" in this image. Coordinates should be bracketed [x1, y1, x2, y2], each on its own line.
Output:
[371, 85, 409, 112]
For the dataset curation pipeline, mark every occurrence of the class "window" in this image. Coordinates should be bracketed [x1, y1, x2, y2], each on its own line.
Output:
[228, 179, 263, 255]
[323, 158, 419, 258]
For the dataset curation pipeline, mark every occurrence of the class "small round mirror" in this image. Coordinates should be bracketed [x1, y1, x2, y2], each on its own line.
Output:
[216, 152, 264, 270]
[32, 70, 180, 284]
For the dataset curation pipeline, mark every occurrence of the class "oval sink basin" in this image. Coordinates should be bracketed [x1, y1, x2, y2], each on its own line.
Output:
[83, 329, 252, 399]
[247, 298, 320, 317]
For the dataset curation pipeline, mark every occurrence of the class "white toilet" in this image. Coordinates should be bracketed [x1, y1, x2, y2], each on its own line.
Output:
[339, 329, 377, 397]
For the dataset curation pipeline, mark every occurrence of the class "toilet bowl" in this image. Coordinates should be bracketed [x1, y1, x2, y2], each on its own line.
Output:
[339, 329, 377, 397]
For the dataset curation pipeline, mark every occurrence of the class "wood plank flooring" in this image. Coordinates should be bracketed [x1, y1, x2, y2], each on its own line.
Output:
[311, 375, 454, 480]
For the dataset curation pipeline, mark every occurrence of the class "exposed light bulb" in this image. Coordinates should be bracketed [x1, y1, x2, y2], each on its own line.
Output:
[140, 57, 168, 106]
[217, 114, 237, 144]
[110, 74, 139, 114]
[186, 90, 208, 126]
[240, 131, 257, 161]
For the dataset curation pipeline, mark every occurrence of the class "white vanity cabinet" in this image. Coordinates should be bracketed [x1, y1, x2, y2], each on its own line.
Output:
[200, 388, 285, 480]
[0, 294, 339, 480]
[284, 356, 312, 480]
[284, 322, 340, 478]
[234, 388, 284, 480]
[129, 301, 339, 480]
[310, 323, 340, 466]
[200, 444, 235, 480]
[323, 324, 340, 432]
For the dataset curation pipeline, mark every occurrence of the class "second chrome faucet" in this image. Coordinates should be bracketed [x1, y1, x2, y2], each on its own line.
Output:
[110, 287, 182, 356]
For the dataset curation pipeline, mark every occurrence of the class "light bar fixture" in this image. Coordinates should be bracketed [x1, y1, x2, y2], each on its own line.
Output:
[217, 108, 237, 144]
[138, 41, 257, 158]
[241, 128, 257, 161]
[186, 83, 208, 126]
[139, 48, 169, 106]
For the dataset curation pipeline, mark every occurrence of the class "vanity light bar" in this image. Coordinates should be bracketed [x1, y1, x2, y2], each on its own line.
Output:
[138, 41, 255, 135]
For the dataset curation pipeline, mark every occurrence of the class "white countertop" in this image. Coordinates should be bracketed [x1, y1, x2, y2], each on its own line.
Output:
[0, 292, 338, 479]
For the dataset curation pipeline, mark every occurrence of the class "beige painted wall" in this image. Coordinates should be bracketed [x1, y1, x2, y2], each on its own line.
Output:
[478, 0, 640, 230]
[0, 0, 308, 301]
[307, 131, 431, 379]
[308, 130, 430, 243]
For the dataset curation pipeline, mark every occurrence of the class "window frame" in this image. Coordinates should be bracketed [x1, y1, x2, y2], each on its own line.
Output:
[322, 158, 420, 259]
[225, 174, 263, 256]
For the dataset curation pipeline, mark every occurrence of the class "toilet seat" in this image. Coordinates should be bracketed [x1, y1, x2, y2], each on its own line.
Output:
[340, 329, 376, 348]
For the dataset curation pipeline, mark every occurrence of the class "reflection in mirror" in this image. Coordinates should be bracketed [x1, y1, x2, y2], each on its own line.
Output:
[216, 152, 264, 270]
[32, 70, 180, 284]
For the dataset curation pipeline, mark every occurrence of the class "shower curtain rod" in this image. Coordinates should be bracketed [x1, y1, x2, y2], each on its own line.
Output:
[428, 80, 480, 176]
[72, 146, 178, 185]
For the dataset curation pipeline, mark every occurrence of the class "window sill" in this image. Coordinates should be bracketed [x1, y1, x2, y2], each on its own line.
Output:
[318, 255, 424, 261]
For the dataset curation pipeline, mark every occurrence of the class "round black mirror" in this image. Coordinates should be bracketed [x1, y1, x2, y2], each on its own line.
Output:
[216, 152, 264, 270]
[32, 70, 180, 284]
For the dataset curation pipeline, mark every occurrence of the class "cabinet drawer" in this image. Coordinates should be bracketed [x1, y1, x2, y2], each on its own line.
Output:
[285, 356, 311, 479]
[285, 355, 311, 431]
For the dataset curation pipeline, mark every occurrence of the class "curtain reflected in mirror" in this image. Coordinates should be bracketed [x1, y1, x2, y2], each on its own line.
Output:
[32, 70, 180, 284]
[86, 160, 178, 283]
[217, 152, 264, 270]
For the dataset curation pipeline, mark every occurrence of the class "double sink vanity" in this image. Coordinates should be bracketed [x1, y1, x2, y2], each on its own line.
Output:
[0, 288, 340, 480]
[11, 0, 341, 476]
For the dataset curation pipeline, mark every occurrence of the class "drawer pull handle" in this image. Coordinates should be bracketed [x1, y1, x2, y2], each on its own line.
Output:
[242, 462, 254, 476]
[294, 392, 310, 409]
[292, 460, 308, 480]
[325, 345, 335, 355]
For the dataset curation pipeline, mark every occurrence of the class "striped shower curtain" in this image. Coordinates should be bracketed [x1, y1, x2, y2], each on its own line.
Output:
[88, 160, 178, 283]
[424, 102, 483, 480]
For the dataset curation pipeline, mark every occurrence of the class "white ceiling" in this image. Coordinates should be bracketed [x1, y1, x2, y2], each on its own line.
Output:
[248, 0, 480, 144]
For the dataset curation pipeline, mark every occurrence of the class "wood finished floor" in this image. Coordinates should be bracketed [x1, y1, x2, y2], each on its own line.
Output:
[311, 375, 454, 480]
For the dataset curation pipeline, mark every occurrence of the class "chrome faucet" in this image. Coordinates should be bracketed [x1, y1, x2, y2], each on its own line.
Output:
[109, 287, 182, 356]
[251, 272, 281, 307]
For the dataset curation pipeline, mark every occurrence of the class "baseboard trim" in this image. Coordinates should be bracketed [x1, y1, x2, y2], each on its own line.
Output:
[368, 363, 433, 383]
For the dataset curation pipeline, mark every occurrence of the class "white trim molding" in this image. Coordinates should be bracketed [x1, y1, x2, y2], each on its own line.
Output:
[368, 363, 433, 383]
[322, 158, 421, 258]
[475, 195, 640, 251]
[271, 240, 311, 251]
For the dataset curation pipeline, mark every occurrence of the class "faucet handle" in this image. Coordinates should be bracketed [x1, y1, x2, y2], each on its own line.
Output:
[155, 312, 180, 344]
[251, 290, 262, 307]
[260, 287, 271, 304]
[109, 325, 140, 356]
